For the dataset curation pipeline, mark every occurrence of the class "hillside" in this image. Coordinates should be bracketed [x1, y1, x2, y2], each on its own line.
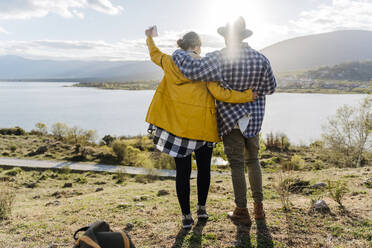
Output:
[262, 30, 372, 73]
[0, 55, 163, 82]
[303, 61, 372, 81]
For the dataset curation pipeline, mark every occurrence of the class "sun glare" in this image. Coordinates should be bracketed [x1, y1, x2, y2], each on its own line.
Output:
[203, 0, 263, 34]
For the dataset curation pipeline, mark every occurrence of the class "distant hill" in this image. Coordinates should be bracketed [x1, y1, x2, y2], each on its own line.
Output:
[0, 55, 163, 82]
[2, 30, 372, 82]
[261, 30, 372, 73]
[303, 61, 372, 81]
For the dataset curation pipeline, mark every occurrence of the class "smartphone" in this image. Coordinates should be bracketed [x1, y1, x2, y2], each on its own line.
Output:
[151, 25, 158, 37]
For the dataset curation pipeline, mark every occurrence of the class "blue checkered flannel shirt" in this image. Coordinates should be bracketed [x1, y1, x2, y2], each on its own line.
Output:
[172, 43, 277, 138]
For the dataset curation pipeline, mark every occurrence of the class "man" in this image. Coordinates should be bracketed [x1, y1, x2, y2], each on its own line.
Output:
[172, 17, 276, 225]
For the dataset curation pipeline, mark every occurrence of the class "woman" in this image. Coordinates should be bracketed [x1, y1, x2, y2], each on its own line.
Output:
[145, 27, 257, 229]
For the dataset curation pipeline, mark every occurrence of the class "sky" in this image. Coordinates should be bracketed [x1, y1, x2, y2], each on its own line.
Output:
[0, 0, 371, 61]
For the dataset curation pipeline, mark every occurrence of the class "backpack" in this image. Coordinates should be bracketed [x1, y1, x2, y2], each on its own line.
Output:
[73, 221, 135, 248]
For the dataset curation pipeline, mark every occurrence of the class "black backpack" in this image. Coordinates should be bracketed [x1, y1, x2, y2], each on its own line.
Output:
[73, 221, 135, 248]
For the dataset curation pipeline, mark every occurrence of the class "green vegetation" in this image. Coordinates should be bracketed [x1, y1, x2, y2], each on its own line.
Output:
[0, 163, 371, 247]
[0, 182, 15, 220]
[304, 61, 372, 82]
[74, 81, 159, 90]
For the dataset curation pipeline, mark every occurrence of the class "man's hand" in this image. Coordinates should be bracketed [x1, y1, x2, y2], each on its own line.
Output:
[253, 92, 258, 101]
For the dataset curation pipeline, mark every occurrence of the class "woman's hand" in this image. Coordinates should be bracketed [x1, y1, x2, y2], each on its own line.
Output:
[145, 27, 154, 37]
[253, 92, 258, 101]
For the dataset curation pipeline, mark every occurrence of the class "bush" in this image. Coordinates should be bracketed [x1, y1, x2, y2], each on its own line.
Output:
[265, 132, 290, 151]
[51, 122, 69, 139]
[322, 97, 372, 167]
[34, 122, 48, 135]
[0, 183, 15, 220]
[102, 135, 115, 146]
[151, 152, 175, 170]
[65, 126, 97, 145]
[9, 145, 17, 153]
[5, 167, 22, 176]
[0, 127, 26, 136]
[112, 139, 128, 163]
[327, 180, 348, 208]
[282, 155, 305, 171]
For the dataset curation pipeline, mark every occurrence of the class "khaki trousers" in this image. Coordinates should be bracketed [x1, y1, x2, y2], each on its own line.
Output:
[223, 129, 263, 208]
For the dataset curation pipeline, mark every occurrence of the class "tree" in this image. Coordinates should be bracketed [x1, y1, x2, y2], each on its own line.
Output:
[35, 122, 48, 135]
[322, 97, 372, 167]
[51, 122, 68, 139]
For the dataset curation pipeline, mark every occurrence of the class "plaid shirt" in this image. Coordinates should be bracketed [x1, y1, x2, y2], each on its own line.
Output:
[148, 124, 209, 157]
[172, 43, 276, 138]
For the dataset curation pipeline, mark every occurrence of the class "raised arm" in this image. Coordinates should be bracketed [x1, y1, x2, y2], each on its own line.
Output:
[207, 82, 257, 103]
[146, 36, 166, 68]
[172, 49, 222, 82]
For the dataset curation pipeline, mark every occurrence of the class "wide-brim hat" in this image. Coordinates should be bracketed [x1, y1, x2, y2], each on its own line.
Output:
[217, 16, 253, 40]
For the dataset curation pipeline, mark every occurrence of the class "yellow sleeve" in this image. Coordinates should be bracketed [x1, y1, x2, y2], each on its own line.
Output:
[146, 36, 166, 68]
[207, 82, 254, 103]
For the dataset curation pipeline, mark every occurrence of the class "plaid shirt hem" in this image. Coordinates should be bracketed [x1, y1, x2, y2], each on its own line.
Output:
[148, 124, 208, 158]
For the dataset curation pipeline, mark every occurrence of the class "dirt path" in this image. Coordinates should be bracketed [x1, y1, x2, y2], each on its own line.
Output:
[0, 157, 226, 178]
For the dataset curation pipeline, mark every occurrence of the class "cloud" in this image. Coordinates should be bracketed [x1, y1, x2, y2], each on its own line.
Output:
[289, 0, 372, 34]
[0, 0, 123, 20]
[0, 31, 226, 60]
[0, 26, 9, 34]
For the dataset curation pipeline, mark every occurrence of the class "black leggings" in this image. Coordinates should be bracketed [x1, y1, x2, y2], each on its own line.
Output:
[174, 144, 213, 215]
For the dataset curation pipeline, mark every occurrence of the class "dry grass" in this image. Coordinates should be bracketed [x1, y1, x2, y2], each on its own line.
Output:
[0, 165, 370, 248]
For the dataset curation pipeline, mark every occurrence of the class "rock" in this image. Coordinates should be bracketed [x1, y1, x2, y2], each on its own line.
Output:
[24, 182, 37, 188]
[33, 195, 40, 199]
[311, 200, 330, 213]
[117, 203, 131, 209]
[52, 191, 62, 198]
[215, 180, 223, 183]
[62, 182, 73, 188]
[94, 181, 106, 185]
[45, 200, 60, 207]
[135, 203, 145, 208]
[28, 146, 48, 156]
[157, 190, 170, 196]
[362, 178, 372, 188]
[133, 195, 149, 201]
[48, 244, 58, 248]
[312, 182, 327, 189]
[95, 187, 104, 192]
[287, 179, 310, 193]
[124, 223, 134, 231]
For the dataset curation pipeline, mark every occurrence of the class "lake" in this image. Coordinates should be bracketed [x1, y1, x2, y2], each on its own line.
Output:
[0, 82, 367, 144]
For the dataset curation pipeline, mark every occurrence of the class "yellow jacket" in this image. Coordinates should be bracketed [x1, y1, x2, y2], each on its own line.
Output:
[145, 37, 254, 142]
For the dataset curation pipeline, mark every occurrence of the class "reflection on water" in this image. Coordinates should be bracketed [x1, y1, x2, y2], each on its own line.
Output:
[0, 82, 366, 144]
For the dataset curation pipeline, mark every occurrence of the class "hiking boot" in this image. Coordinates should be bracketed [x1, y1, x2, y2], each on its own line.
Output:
[227, 207, 252, 225]
[182, 214, 194, 229]
[253, 202, 266, 220]
[197, 205, 209, 220]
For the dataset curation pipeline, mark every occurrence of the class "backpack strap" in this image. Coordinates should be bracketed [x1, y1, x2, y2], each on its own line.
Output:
[75, 235, 102, 248]
[119, 231, 130, 248]
[74, 226, 89, 240]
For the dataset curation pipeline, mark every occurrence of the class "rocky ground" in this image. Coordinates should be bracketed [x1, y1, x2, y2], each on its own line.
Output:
[0, 165, 371, 248]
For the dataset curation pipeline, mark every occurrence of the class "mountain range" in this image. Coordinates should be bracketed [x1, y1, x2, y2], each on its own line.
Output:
[1, 30, 372, 82]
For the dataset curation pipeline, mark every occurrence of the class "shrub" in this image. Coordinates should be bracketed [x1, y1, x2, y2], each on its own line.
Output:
[322, 97, 372, 167]
[0, 127, 26, 136]
[151, 152, 175, 170]
[102, 135, 115, 146]
[327, 180, 348, 208]
[273, 171, 293, 211]
[59, 165, 71, 174]
[9, 145, 17, 153]
[281, 155, 305, 171]
[0, 182, 15, 220]
[212, 142, 227, 161]
[51, 122, 68, 139]
[5, 167, 22, 176]
[34, 122, 48, 135]
[112, 139, 128, 163]
[65, 126, 97, 145]
[265, 132, 290, 151]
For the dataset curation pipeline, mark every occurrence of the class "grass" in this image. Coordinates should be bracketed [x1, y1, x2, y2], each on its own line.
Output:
[0, 165, 371, 248]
